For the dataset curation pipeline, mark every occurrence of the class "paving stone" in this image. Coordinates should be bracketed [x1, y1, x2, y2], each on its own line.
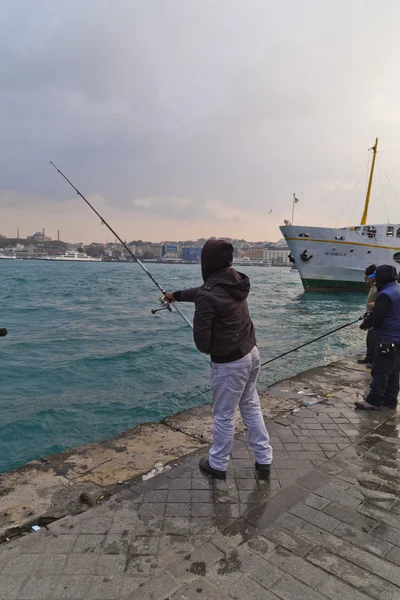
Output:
[124, 555, 158, 578]
[168, 542, 224, 582]
[4, 553, 39, 576]
[143, 489, 169, 503]
[386, 545, 400, 566]
[165, 502, 190, 517]
[346, 545, 400, 587]
[0, 575, 26, 600]
[191, 503, 215, 517]
[19, 576, 58, 600]
[63, 552, 99, 575]
[34, 553, 67, 576]
[334, 522, 393, 557]
[207, 565, 280, 600]
[44, 534, 78, 554]
[120, 576, 147, 597]
[168, 578, 230, 600]
[275, 512, 307, 534]
[264, 523, 315, 556]
[318, 575, 373, 600]
[80, 516, 113, 534]
[305, 493, 331, 511]
[167, 489, 191, 503]
[359, 502, 400, 530]
[266, 547, 327, 589]
[290, 503, 340, 532]
[299, 522, 362, 555]
[162, 517, 191, 535]
[168, 478, 191, 490]
[139, 503, 166, 517]
[314, 484, 362, 509]
[103, 533, 131, 556]
[272, 573, 328, 600]
[130, 571, 179, 599]
[53, 574, 93, 599]
[87, 574, 124, 599]
[323, 502, 377, 532]
[237, 548, 284, 589]
[95, 554, 127, 575]
[131, 536, 159, 555]
[307, 547, 400, 600]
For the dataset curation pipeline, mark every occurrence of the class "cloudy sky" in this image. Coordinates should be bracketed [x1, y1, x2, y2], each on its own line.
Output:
[2, 0, 400, 243]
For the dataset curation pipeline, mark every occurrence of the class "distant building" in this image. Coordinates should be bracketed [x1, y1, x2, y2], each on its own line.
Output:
[238, 244, 264, 261]
[182, 247, 202, 262]
[162, 244, 180, 259]
[28, 231, 51, 242]
[263, 244, 291, 266]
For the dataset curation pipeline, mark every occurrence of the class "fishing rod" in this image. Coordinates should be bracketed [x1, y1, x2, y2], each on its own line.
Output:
[50, 162, 193, 329]
[260, 316, 362, 367]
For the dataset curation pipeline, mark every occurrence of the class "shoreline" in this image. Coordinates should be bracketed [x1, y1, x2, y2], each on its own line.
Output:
[0, 355, 369, 541]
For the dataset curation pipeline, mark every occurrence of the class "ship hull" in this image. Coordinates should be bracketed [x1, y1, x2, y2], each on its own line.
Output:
[280, 225, 400, 293]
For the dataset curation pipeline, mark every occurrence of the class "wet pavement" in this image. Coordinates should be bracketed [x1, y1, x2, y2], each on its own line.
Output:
[1, 360, 400, 599]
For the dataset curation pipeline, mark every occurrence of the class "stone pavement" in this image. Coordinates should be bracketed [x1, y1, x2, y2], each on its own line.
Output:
[1, 365, 400, 598]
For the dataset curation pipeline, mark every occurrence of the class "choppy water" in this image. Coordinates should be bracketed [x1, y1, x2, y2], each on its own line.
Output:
[0, 261, 364, 473]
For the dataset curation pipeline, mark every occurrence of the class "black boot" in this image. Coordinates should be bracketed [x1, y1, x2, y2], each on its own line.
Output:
[199, 458, 226, 479]
[255, 462, 271, 480]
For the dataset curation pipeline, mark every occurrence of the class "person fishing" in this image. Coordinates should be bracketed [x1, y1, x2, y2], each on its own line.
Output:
[355, 265, 400, 410]
[358, 264, 377, 367]
[165, 239, 273, 479]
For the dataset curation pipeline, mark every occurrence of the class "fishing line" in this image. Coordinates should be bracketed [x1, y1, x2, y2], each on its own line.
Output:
[50, 162, 193, 329]
[183, 317, 363, 403]
[260, 317, 362, 367]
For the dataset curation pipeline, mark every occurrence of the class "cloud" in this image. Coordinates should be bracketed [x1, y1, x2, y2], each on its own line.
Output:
[1, 0, 400, 242]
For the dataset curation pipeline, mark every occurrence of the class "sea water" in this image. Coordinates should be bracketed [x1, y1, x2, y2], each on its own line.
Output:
[0, 261, 364, 473]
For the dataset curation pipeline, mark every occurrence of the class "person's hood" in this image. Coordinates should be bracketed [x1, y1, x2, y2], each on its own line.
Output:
[201, 239, 233, 282]
[204, 268, 250, 301]
[376, 264, 398, 290]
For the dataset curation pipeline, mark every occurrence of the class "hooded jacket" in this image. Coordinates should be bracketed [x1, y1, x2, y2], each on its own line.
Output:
[173, 240, 256, 361]
[361, 265, 400, 341]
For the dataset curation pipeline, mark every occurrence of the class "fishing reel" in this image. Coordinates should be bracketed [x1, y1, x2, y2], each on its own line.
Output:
[151, 296, 173, 315]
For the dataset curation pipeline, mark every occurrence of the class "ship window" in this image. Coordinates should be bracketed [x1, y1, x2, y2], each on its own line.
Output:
[335, 235, 345, 240]
[387, 227, 394, 237]
[367, 250, 371, 254]
[394, 252, 400, 264]
[397, 227, 400, 238]
[331, 247, 336, 251]
[350, 249, 354, 252]
[298, 233, 309, 237]
[363, 226, 370, 232]
[354, 227, 361, 232]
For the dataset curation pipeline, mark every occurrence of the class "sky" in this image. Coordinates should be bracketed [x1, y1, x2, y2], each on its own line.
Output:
[2, 0, 400, 243]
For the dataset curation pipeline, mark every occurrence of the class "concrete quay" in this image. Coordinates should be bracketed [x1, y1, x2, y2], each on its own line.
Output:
[1, 358, 400, 599]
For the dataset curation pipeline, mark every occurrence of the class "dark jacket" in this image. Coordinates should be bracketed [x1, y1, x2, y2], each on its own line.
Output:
[173, 267, 256, 362]
[361, 265, 400, 342]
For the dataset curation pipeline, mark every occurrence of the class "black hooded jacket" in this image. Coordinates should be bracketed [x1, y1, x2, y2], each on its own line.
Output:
[361, 265, 398, 330]
[173, 240, 256, 361]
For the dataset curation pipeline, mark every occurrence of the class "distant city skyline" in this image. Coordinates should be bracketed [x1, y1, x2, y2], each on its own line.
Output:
[2, 1, 400, 243]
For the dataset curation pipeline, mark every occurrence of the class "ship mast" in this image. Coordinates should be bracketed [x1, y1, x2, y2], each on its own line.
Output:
[360, 137, 378, 225]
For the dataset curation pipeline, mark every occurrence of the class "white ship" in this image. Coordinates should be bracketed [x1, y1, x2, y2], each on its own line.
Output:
[280, 139, 400, 292]
[50, 250, 101, 262]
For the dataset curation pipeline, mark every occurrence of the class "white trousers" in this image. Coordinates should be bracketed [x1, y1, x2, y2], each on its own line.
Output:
[209, 346, 273, 471]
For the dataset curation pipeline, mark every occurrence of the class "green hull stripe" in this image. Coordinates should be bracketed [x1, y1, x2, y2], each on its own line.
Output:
[302, 278, 366, 293]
